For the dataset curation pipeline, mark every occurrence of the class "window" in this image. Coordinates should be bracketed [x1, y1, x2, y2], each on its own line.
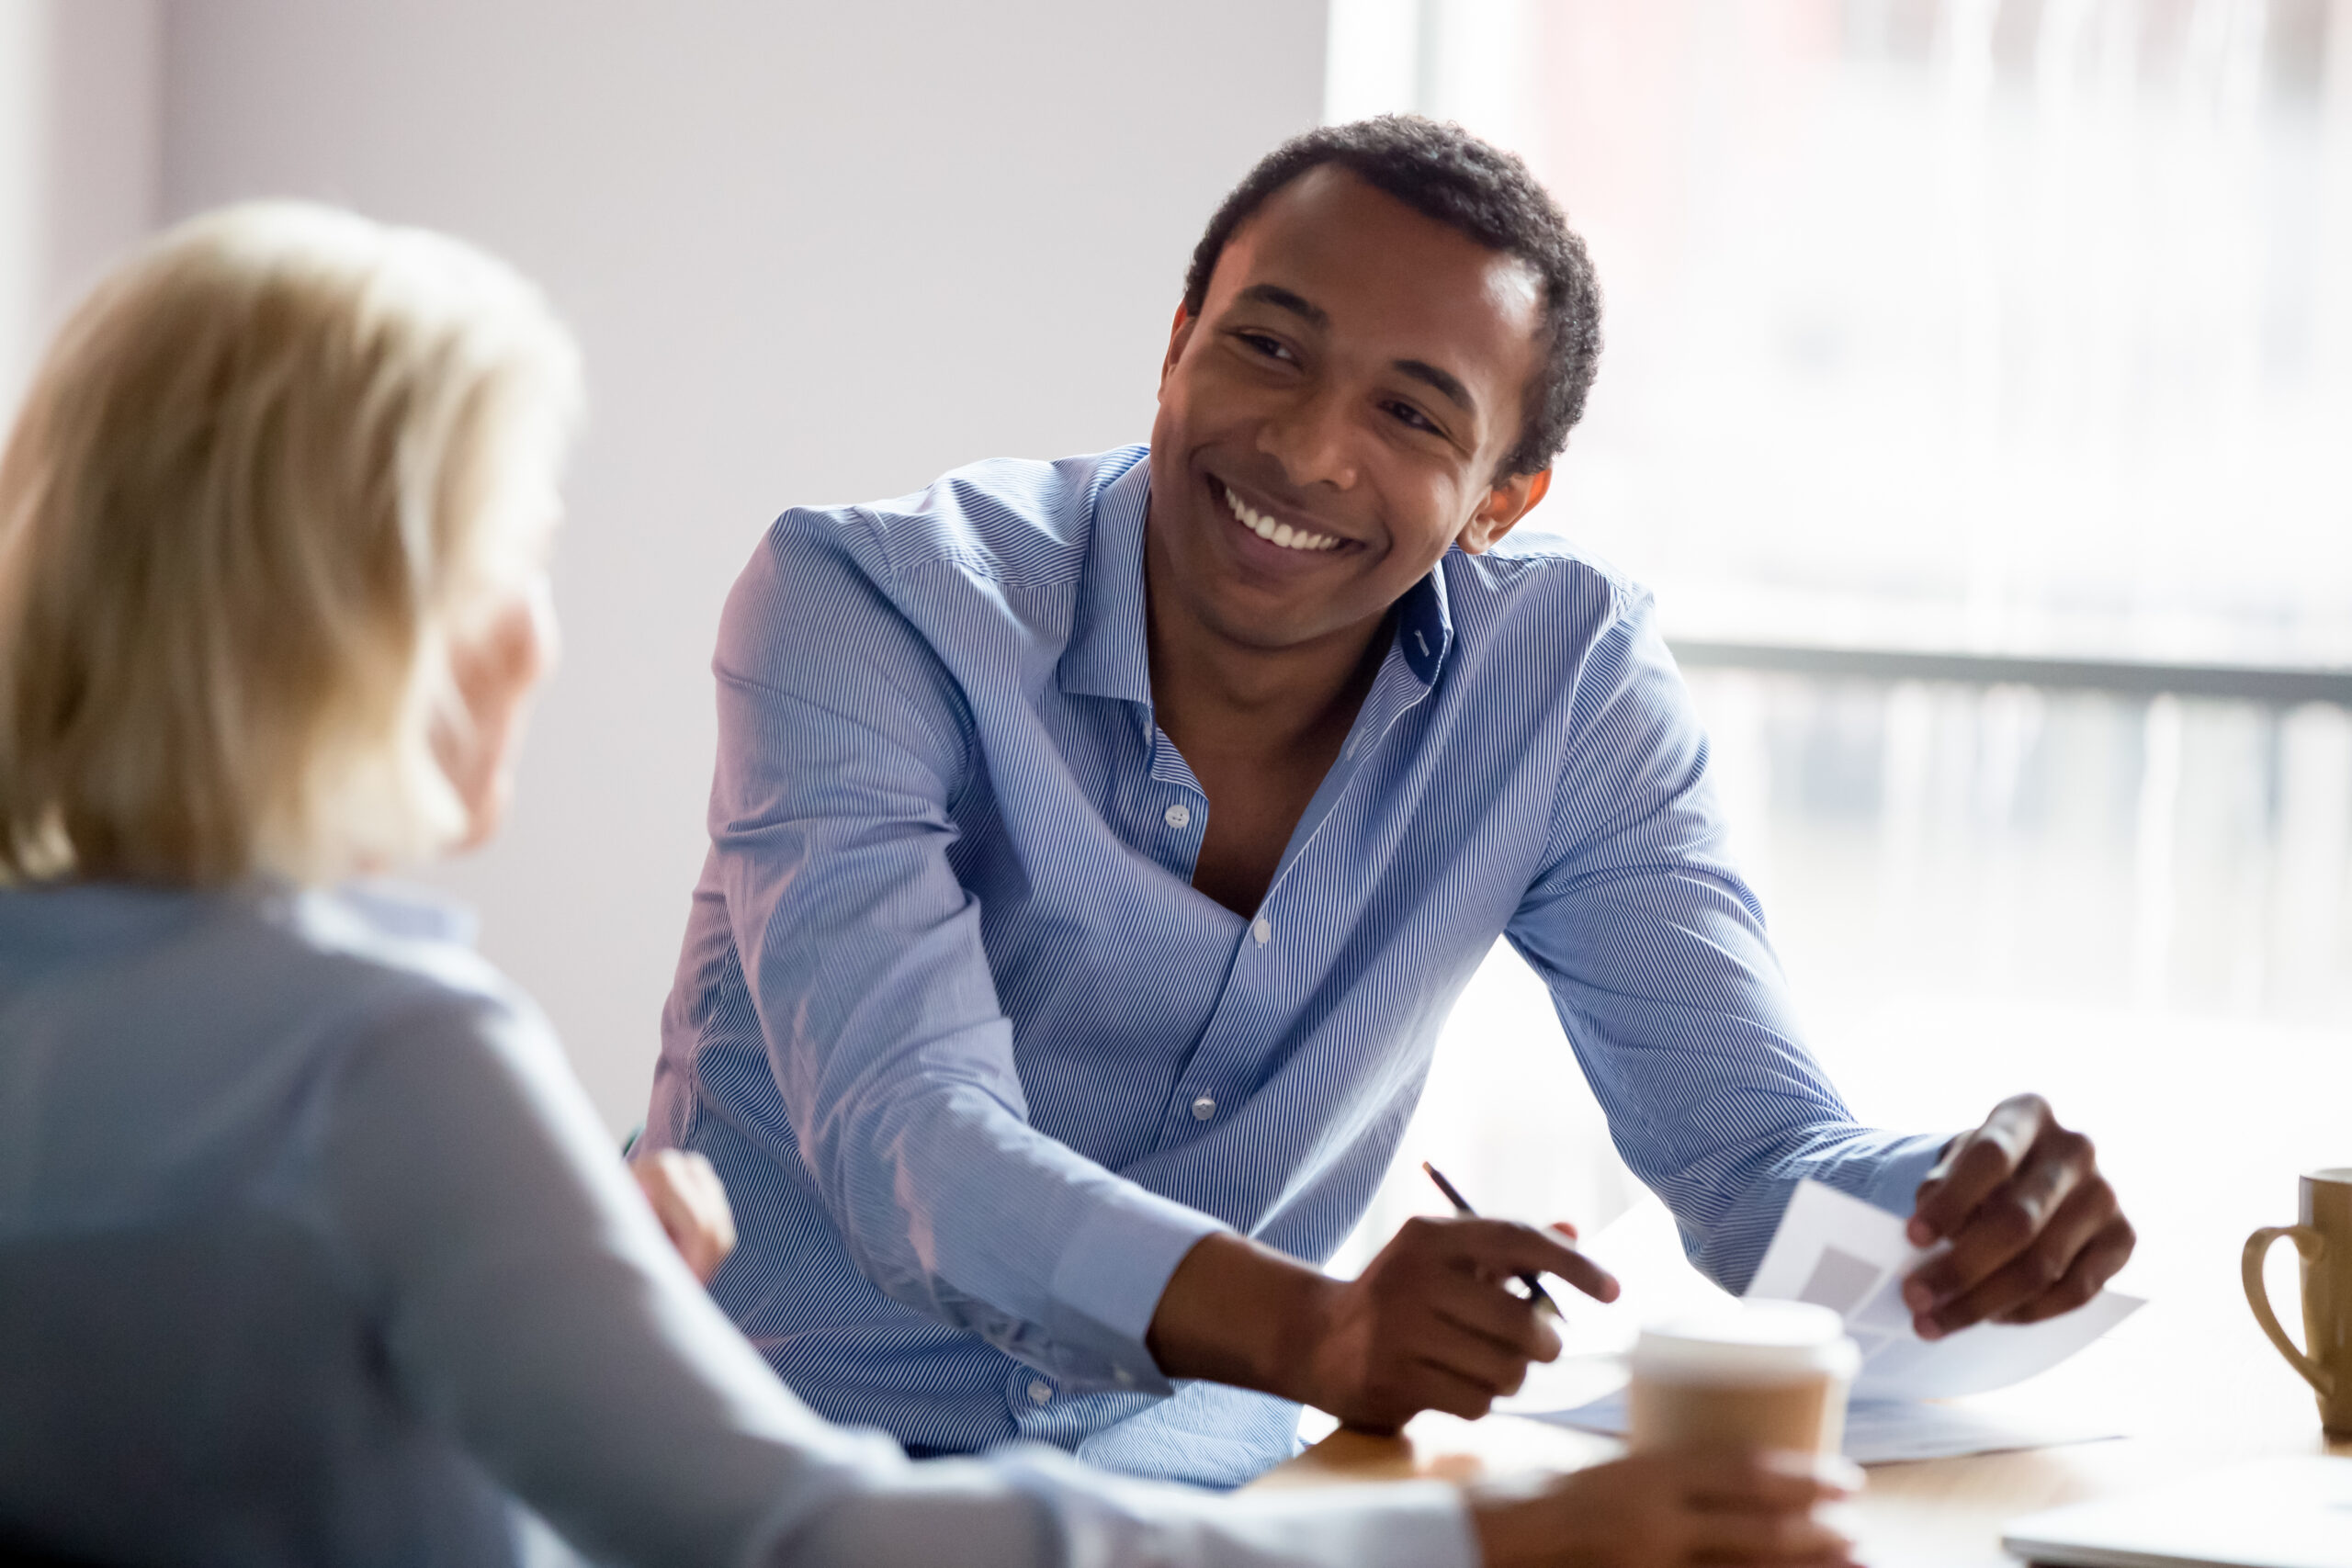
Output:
[1325, 2, 2352, 1307]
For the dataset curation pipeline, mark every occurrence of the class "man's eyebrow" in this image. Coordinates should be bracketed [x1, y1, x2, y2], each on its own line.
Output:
[1396, 359, 1476, 418]
[1238, 283, 1328, 327]
[1237, 284, 1478, 422]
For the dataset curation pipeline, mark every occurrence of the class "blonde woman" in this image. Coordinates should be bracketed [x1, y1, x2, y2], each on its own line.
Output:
[0, 204, 1857, 1568]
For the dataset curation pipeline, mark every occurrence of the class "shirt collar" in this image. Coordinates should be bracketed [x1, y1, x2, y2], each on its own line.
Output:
[1055, 453, 1458, 703]
[327, 879, 481, 947]
[1057, 455, 1157, 706]
[1397, 554, 1454, 687]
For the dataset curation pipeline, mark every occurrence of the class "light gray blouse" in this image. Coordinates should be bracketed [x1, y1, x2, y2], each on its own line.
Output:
[0, 881, 1473, 1568]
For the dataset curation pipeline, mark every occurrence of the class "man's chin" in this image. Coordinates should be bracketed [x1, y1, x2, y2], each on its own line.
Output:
[1193, 598, 1361, 656]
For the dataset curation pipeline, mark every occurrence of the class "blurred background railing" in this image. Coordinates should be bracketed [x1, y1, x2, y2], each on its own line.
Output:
[1340, 659, 2352, 1268]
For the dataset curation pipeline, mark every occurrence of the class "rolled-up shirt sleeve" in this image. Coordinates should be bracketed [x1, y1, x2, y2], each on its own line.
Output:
[1506, 591, 1952, 1294]
[706, 513, 1224, 1395]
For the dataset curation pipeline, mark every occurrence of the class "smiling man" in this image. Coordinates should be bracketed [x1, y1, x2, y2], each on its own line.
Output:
[641, 118, 2134, 1488]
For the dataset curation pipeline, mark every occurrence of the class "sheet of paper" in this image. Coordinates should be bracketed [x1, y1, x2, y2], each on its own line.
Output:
[1493, 1197, 1726, 1416]
[1747, 1179, 2143, 1401]
[1528, 1389, 2123, 1466]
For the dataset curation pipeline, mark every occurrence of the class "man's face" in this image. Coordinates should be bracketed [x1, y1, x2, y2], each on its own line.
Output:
[1148, 165, 1550, 655]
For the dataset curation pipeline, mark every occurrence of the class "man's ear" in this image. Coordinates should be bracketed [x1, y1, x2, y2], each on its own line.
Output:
[1458, 468, 1552, 555]
[1159, 303, 1198, 389]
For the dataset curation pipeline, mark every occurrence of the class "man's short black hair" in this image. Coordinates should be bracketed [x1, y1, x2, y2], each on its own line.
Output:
[1182, 115, 1602, 480]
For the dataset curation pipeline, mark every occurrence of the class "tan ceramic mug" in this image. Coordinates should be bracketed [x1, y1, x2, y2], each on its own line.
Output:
[2243, 1167, 2352, 1436]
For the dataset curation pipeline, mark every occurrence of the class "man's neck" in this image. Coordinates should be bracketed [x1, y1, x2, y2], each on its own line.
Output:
[1137, 509, 1399, 916]
[1141, 564, 1390, 763]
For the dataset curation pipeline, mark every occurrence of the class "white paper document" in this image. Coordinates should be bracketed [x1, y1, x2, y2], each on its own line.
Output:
[1532, 1388, 2121, 1466]
[1501, 1183, 2140, 1461]
[1747, 1179, 2142, 1402]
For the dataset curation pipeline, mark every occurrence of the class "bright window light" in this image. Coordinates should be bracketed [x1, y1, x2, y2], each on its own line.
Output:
[1324, 3, 2352, 1323]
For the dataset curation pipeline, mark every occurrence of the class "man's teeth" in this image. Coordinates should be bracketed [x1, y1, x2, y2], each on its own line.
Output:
[1222, 484, 1340, 552]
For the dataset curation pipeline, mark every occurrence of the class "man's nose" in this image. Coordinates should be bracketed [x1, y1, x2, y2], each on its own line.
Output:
[1256, 386, 1358, 492]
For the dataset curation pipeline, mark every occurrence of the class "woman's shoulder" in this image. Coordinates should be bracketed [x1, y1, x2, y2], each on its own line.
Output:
[282, 884, 594, 1127]
[280, 883, 521, 1010]
[271, 885, 576, 1105]
[0, 880, 564, 1236]
[0, 877, 520, 1041]
[97, 879, 546, 1055]
[123, 878, 551, 1090]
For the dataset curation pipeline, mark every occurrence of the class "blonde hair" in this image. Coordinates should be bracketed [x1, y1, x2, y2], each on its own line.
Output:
[0, 201, 582, 885]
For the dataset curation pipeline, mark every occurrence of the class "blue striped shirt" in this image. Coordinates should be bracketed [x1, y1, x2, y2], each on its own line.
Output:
[644, 445, 1945, 1487]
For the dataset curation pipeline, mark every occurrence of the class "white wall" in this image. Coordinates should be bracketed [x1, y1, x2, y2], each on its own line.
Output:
[44, 1, 157, 309]
[157, 1, 1328, 1131]
[0, 3, 40, 413]
[0, 0, 158, 419]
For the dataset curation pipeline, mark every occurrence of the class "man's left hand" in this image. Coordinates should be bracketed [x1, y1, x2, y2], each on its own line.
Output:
[1900, 1094, 2134, 1338]
[631, 1147, 739, 1286]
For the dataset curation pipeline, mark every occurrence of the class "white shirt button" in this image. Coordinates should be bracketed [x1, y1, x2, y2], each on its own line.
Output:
[1192, 1095, 1216, 1121]
[1163, 803, 1192, 829]
[1251, 917, 1271, 945]
[1027, 1380, 1054, 1405]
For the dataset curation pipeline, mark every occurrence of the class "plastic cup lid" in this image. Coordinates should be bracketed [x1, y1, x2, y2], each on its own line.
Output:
[1631, 1300, 1861, 1384]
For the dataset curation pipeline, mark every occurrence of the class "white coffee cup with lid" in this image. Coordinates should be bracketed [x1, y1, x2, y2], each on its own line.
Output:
[1629, 1300, 1860, 1457]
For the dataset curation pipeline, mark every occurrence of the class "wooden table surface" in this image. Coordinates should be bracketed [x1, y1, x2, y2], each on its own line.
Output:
[1247, 1292, 2352, 1565]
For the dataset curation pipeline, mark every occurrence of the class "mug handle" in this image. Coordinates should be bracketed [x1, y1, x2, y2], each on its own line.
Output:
[2243, 1224, 2333, 1399]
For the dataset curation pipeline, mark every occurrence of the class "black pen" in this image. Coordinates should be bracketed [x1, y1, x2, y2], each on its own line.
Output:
[1421, 1161, 1565, 1320]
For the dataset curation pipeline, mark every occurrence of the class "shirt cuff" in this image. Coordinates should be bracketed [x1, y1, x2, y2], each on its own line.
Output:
[990, 1452, 1479, 1568]
[1227, 1482, 1480, 1568]
[1046, 1186, 1229, 1395]
[1857, 1132, 1955, 1221]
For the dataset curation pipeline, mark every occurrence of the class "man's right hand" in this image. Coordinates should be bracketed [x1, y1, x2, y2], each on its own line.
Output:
[1470, 1451, 1863, 1568]
[1146, 1216, 1616, 1431]
[1295, 1215, 1618, 1428]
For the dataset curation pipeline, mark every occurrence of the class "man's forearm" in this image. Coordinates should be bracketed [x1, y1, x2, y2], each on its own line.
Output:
[1144, 1232, 1337, 1401]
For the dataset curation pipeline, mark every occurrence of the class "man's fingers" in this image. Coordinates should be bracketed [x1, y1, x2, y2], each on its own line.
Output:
[1907, 1134, 2017, 1247]
[1688, 1508, 1855, 1564]
[1676, 1454, 1860, 1565]
[1905, 1119, 2107, 1332]
[1553, 1253, 1620, 1304]
[1404, 1355, 1507, 1420]
[1430, 1296, 1559, 1369]
[2001, 1213, 2135, 1324]
[1428, 1273, 1564, 1359]
[1442, 1217, 1621, 1303]
[1681, 1450, 1860, 1511]
[1528, 1303, 1564, 1362]
[1908, 1094, 2050, 1245]
[1917, 1171, 2114, 1335]
[1905, 1125, 2091, 1311]
[1426, 1308, 1550, 1392]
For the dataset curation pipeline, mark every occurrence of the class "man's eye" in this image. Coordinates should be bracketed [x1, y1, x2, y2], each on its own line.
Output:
[1387, 400, 1440, 434]
[1238, 333, 1293, 361]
